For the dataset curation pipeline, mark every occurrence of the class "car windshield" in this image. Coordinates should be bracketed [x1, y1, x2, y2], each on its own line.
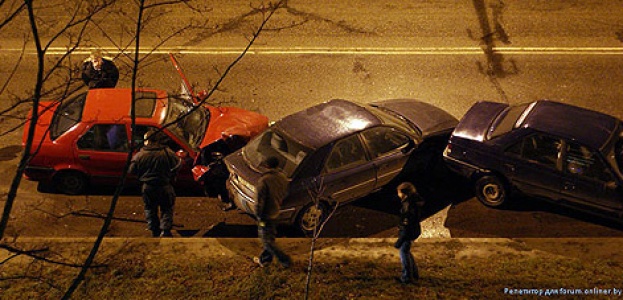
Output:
[163, 95, 208, 150]
[243, 129, 311, 178]
[50, 92, 87, 140]
[487, 103, 531, 140]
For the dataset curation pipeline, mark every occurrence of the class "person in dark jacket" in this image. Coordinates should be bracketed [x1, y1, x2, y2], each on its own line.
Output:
[197, 133, 246, 211]
[129, 129, 182, 237]
[81, 50, 119, 89]
[253, 156, 292, 268]
[394, 182, 424, 284]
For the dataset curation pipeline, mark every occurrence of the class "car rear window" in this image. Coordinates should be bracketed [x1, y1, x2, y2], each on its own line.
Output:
[487, 103, 531, 140]
[243, 129, 310, 178]
[50, 93, 87, 140]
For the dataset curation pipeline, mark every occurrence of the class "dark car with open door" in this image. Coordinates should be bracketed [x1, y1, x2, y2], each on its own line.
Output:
[225, 98, 458, 235]
[443, 100, 623, 222]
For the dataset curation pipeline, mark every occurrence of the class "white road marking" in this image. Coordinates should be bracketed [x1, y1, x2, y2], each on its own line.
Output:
[3, 46, 623, 56]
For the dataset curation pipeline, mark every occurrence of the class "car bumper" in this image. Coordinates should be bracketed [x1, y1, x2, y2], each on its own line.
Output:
[226, 179, 296, 224]
[442, 154, 483, 179]
[23, 166, 55, 181]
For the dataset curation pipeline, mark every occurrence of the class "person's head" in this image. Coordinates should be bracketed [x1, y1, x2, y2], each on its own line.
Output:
[396, 182, 417, 201]
[90, 49, 104, 69]
[143, 128, 162, 146]
[262, 156, 280, 170]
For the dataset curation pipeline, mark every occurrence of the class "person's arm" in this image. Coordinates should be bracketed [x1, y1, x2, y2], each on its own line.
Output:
[255, 178, 268, 221]
[128, 152, 141, 176]
[109, 60, 119, 86]
[167, 149, 183, 173]
[395, 203, 408, 248]
[81, 62, 91, 86]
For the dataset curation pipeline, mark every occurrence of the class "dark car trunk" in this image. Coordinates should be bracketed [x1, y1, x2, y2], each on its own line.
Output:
[451, 101, 508, 142]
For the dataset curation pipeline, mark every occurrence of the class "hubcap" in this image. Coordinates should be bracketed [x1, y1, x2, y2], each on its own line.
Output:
[301, 206, 323, 231]
[482, 183, 500, 201]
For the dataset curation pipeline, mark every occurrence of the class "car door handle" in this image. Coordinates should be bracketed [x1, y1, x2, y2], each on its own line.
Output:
[78, 155, 90, 160]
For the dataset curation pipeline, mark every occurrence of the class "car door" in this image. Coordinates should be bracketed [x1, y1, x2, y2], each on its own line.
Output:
[74, 123, 130, 184]
[360, 126, 413, 189]
[321, 134, 376, 204]
[503, 133, 565, 200]
[560, 141, 623, 213]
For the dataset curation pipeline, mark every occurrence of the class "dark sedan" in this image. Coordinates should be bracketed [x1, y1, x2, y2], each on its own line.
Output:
[224, 98, 458, 235]
[443, 100, 623, 222]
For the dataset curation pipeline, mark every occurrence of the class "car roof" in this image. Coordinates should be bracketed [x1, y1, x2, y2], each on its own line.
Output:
[521, 100, 621, 150]
[274, 99, 382, 149]
[82, 88, 168, 124]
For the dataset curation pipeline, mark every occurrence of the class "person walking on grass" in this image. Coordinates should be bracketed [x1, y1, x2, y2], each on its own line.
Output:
[394, 182, 424, 284]
[253, 156, 292, 268]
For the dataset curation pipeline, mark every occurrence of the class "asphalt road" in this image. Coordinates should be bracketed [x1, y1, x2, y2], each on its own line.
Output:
[1, 0, 623, 239]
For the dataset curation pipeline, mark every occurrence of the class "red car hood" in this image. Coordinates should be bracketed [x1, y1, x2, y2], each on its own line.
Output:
[199, 106, 269, 148]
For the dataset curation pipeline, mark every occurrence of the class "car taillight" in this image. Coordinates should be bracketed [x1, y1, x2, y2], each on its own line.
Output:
[443, 144, 452, 156]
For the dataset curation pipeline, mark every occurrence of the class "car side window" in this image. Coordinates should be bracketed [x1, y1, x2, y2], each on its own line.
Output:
[77, 124, 128, 152]
[361, 127, 410, 158]
[325, 135, 367, 172]
[565, 142, 613, 182]
[507, 134, 561, 168]
[135, 125, 183, 152]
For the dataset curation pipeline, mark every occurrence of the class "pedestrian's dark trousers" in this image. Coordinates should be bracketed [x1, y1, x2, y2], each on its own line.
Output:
[399, 240, 418, 281]
[142, 184, 175, 235]
[258, 220, 291, 266]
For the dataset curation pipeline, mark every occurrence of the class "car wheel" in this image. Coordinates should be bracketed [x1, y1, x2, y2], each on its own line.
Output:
[475, 175, 508, 208]
[296, 202, 329, 236]
[54, 171, 88, 195]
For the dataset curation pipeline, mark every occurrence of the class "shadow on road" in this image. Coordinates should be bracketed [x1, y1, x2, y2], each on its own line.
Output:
[36, 181, 204, 197]
[445, 191, 623, 238]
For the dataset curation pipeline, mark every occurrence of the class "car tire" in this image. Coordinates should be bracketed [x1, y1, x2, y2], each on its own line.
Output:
[296, 202, 329, 236]
[54, 171, 88, 195]
[475, 175, 508, 208]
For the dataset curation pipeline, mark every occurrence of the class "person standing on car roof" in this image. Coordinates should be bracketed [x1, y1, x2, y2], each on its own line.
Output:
[394, 182, 424, 284]
[81, 49, 119, 89]
[253, 156, 292, 268]
[129, 129, 182, 237]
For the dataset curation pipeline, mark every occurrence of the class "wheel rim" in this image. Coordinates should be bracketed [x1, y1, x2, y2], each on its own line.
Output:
[482, 183, 501, 203]
[300, 205, 324, 232]
[58, 174, 85, 194]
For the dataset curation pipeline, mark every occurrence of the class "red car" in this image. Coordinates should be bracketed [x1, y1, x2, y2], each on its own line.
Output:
[22, 56, 268, 194]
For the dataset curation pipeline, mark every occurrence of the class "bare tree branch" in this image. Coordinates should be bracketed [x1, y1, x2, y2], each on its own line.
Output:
[0, 244, 105, 268]
[62, 0, 147, 297]
[0, 0, 45, 241]
[0, 1, 25, 31]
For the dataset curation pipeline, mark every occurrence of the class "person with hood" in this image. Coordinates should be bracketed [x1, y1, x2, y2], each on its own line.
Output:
[253, 156, 292, 268]
[129, 129, 182, 237]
